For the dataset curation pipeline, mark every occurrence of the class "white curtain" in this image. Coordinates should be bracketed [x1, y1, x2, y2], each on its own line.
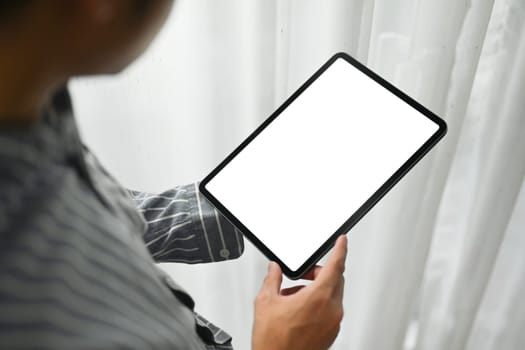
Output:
[70, 0, 525, 349]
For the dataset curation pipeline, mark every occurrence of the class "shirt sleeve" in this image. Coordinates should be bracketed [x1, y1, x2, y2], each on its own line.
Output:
[127, 182, 244, 264]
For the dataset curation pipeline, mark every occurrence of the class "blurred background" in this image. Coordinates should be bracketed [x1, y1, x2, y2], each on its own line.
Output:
[70, 0, 525, 349]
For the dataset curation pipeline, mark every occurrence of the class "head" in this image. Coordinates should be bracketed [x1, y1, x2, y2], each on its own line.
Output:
[0, 0, 174, 120]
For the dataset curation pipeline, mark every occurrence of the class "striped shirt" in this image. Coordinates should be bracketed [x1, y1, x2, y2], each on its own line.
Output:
[0, 87, 244, 349]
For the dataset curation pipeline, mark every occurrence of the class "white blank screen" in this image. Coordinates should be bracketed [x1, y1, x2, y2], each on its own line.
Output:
[205, 57, 439, 271]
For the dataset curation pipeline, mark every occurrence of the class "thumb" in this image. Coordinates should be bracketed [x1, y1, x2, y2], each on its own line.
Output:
[261, 262, 283, 295]
[316, 235, 348, 287]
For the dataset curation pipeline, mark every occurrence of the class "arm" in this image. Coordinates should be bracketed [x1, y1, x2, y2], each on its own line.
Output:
[128, 182, 244, 264]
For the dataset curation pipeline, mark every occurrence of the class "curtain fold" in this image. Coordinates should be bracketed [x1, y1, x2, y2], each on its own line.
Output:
[71, 1, 525, 349]
[418, 19, 525, 350]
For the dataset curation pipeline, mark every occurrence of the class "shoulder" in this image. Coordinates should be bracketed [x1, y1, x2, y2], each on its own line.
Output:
[0, 146, 69, 234]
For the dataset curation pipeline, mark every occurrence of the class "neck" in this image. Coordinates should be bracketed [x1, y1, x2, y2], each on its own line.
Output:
[0, 50, 64, 125]
[0, 13, 66, 125]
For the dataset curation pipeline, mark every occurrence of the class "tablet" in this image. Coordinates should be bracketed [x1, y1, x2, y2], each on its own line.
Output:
[199, 52, 447, 279]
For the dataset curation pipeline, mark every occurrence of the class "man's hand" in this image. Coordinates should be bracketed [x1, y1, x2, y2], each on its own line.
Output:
[252, 235, 348, 350]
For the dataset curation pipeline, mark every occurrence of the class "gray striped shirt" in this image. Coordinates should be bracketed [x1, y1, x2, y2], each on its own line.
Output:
[0, 87, 244, 349]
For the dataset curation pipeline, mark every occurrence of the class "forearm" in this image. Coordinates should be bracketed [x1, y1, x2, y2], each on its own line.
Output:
[128, 182, 244, 263]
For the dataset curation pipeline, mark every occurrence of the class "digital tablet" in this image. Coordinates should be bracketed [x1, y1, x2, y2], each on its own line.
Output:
[199, 52, 447, 279]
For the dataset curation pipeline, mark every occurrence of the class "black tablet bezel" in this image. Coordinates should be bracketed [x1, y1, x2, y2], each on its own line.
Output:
[199, 52, 447, 279]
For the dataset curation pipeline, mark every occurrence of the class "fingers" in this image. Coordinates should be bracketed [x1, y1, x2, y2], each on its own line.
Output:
[334, 275, 345, 302]
[261, 261, 283, 296]
[316, 235, 348, 288]
[301, 265, 323, 281]
[280, 285, 305, 296]
[261, 235, 347, 297]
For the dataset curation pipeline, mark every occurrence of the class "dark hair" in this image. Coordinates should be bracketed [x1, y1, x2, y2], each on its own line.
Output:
[0, 1, 31, 20]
